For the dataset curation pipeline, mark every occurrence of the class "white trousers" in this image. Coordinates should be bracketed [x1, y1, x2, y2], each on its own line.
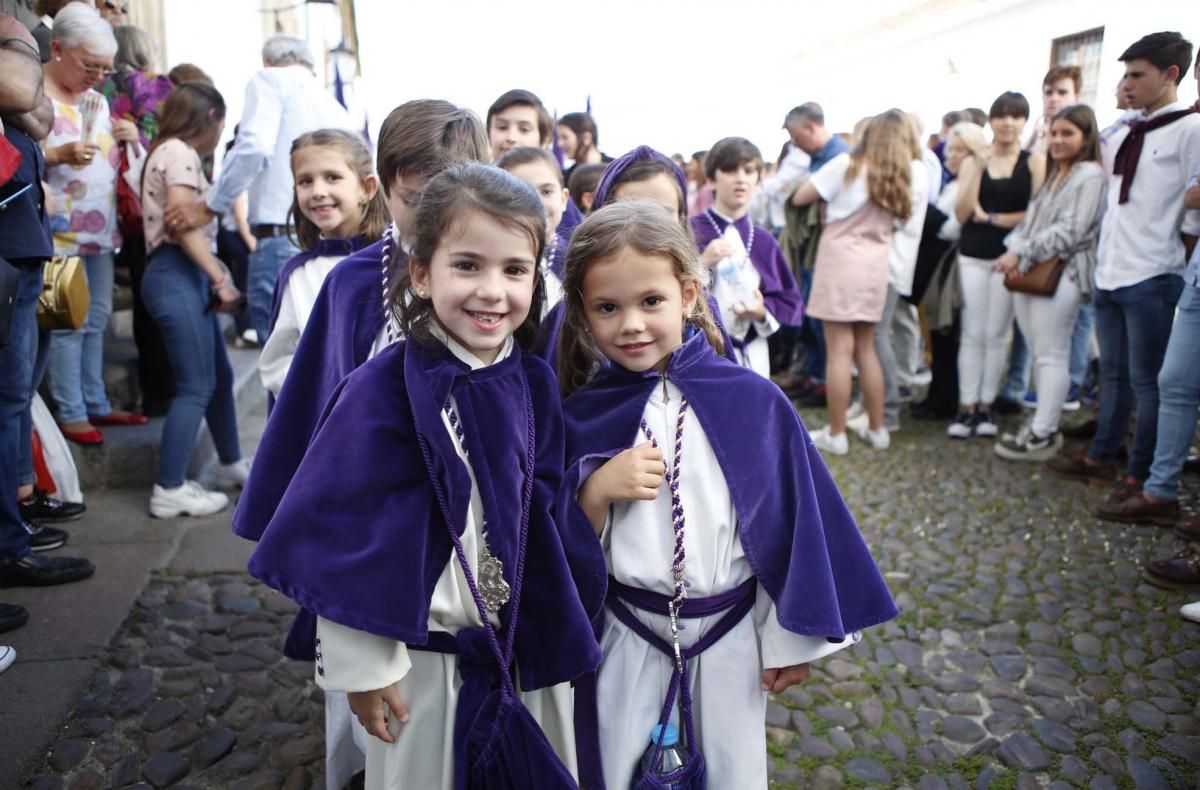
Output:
[1012, 276, 1082, 436]
[957, 254, 1014, 406]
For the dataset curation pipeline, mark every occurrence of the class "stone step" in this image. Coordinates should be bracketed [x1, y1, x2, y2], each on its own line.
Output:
[70, 313, 263, 490]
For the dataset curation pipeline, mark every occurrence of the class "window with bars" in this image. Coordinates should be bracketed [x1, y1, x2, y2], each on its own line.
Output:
[1051, 27, 1105, 108]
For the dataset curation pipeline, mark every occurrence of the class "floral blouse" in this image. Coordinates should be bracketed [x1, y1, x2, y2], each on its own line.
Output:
[46, 92, 120, 255]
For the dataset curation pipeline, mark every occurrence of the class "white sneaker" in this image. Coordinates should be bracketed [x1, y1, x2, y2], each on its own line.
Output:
[863, 427, 891, 450]
[214, 458, 252, 488]
[150, 481, 229, 519]
[845, 402, 866, 421]
[1181, 601, 1200, 624]
[810, 427, 849, 456]
[0, 645, 14, 674]
[240, 328, 260, 346]
[848, 411, 900, 439]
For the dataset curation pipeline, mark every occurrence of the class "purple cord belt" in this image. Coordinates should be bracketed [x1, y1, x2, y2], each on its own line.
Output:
[574, 576, 758, 789]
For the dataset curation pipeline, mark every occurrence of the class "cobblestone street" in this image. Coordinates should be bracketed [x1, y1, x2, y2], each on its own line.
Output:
[17, 408, 1200, 790]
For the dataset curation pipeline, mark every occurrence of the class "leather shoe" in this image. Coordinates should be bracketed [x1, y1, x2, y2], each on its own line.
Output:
[1097, 491, 1178, 526]
[0, 553, 94, 588]
[89, 412, 149, 426]
[1060, 419, 1098, 440]
[1175, 514, 1200, 542]
[1044, 452, 1116, 484]
[19, 489, 86, 523]
[992, 395, 1023, 415]
[1142, 545, 1200, 591]
[0, 602, 29, 633]
[61, 427, 104, 446]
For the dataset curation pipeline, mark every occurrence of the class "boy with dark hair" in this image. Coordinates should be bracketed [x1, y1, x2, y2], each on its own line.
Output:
[485, 88, 551, 160]
[1048, 32, 1200, 504]
[690, 136, 804, 379]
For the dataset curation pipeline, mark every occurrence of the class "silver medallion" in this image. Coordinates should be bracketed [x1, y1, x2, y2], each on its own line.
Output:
[477, 531, 511, 614]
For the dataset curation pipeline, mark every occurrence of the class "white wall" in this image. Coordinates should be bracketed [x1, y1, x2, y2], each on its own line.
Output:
[777, 0, 1197, 142]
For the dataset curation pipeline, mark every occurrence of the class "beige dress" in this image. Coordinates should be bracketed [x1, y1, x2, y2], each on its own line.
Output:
[806, 201, 893, 322]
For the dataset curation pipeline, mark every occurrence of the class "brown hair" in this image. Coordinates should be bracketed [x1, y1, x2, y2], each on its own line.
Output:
[1040, 104, 1102, 191]
[1043, 64, 1082, 95]
[486, 89, 552, 145]
[143, 81, 225, 187]
[166, 62, 212, 85]
[845, 109, 915, 222]
[557, 200, 725, 396]
[287, 129, 389, 251]
[704, 136, 762, 180]
[376, 99, 489, 195]
[567, 163, 606, 213]
[388, 163, 547, 350]
[495, 146, 564, 186]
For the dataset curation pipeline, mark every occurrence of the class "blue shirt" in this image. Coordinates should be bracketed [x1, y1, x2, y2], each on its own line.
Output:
[0, 126, 51, 264]
[809, 136, 850, 173]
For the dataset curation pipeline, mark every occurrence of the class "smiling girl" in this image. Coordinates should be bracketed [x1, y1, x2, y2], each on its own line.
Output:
[248, 164, 602, 790]
[258, 129, 389, 397]
[556, 201, 896, 788]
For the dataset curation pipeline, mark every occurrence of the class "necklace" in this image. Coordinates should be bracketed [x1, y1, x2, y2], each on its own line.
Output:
[443, 397, 512, 614]
[703, 209, 754, 258]
[639, 391, 690, 672]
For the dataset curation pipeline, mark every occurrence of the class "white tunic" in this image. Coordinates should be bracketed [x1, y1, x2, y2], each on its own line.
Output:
[258, 254, 341, 396]
[707, 212, 780, 379]
[315, 335, 575, 790]
[595, 378, 857, 788]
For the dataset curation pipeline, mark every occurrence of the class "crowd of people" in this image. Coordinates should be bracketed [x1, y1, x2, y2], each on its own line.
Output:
[0, 1, 1197, 786]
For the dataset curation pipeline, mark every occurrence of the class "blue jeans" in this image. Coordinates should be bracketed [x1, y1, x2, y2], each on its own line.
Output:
[1144, 283, 1200, 500]
[141, 245, 241, 488]
[999, 321, 1031, 401]
[46, 252, 114, 422]
[1, 262, 45, 559]
[795, 266, 826, 380]
[1069, 303, 1095, 389]
[247, 235, 300, 344]
[1088, 274, 1184, 478]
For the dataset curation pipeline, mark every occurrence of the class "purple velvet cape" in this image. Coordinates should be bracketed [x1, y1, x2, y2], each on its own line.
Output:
[233, 237, 395, 544]
[266, 234, 371, 335]
[690, 212, 805, 328]
[558, 331, 899, 639]
[247, 337, 606, 692]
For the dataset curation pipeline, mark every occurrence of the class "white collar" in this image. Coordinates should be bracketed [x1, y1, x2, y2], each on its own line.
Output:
[430, 323, 515, 370]
[41, 15, 53, 28]
[1143, 100, 1190, 121]
[710, 207, 746, 225]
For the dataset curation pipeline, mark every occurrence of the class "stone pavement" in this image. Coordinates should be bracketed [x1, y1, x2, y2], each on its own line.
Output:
[9, 405, 1200, 789]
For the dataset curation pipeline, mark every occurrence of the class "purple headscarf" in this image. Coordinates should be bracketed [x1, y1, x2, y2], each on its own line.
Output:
[592, 145, 689, 213]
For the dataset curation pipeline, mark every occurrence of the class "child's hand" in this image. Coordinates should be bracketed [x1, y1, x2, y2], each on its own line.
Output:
[700, 239, 733, 269]
[348, 685, 410, 743]
[578, 443, 665, 534]
[734, 289, 766, 322]
[761, 663, 810, 694]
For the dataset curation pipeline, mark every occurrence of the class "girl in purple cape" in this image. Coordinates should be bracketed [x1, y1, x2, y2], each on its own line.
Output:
[248, 164, 602, 789]
[535, 145, 737, 370]
[555, 202, 897, 788]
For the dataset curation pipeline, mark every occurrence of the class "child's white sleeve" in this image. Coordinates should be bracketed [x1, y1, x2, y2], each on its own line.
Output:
[754, 586, 860, 669]
[258, 282, 300, 397]
[315, 616, 412, 693]
[753, 310, 780, 340]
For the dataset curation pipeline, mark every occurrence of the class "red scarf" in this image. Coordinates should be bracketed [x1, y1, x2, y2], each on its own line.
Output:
[1113, 108, 1197, 204]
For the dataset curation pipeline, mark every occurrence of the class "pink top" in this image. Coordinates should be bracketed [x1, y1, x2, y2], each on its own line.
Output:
[141, 138, 216, 255]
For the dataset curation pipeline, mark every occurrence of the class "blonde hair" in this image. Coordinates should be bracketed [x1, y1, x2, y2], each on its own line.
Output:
[844, 108, 915, 222]
[557, 200, 725, 396]
[945, 121, 988, 159]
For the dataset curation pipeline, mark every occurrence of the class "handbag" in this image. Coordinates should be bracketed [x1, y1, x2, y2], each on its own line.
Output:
[116, 143, 144, 241]
[37, 255, 90, 331]
[1004, 255, 1067, 297]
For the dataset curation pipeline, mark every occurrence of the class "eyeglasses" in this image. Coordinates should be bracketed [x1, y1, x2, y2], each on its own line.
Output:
[67, 50, 115, 78]
[102, 0, 130, 13]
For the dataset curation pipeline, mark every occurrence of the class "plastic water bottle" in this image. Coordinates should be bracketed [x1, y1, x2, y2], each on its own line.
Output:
[636, 723, 686, 787]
